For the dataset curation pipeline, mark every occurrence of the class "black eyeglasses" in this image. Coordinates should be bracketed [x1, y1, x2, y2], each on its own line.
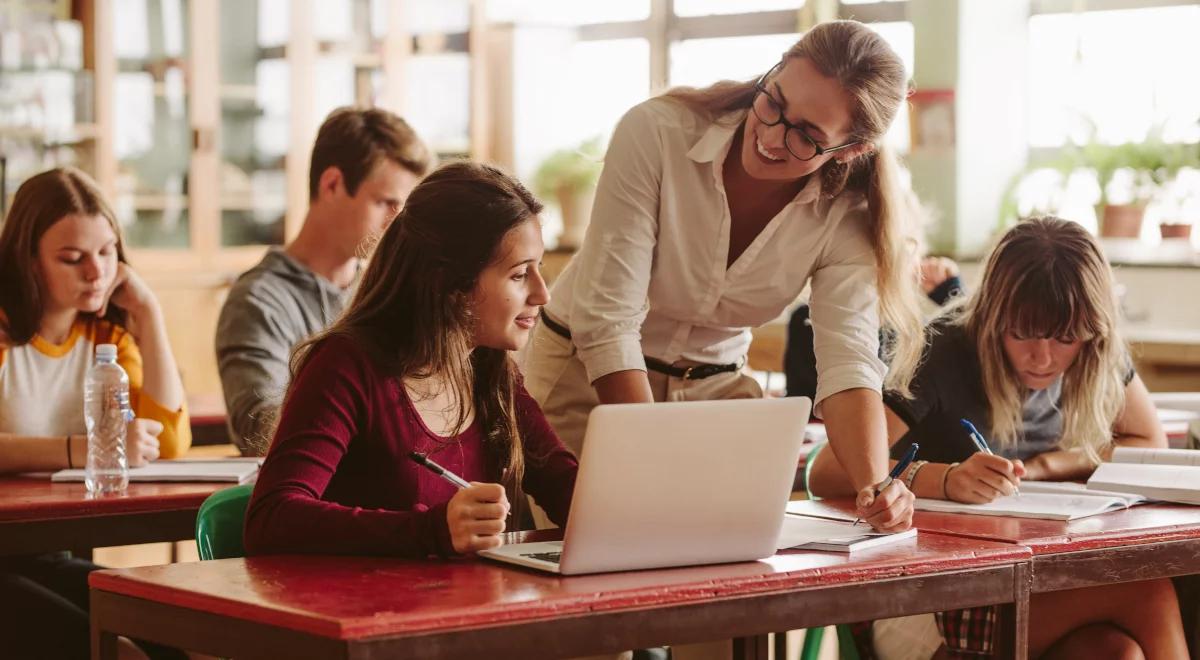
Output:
[751, 61, 861, 162]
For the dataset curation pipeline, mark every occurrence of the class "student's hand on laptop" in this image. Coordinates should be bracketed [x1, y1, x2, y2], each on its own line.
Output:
[447, 482, 511, 554]
[855, 481, 914, 533]
[945, 454, 1025, 504]
[126, 418, 163, 467]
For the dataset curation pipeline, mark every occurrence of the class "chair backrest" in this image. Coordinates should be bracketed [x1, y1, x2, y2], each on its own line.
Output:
[195, 484, 254, 560]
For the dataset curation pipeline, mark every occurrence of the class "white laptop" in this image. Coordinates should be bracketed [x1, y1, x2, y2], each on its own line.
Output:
[480, 396, 811, 575]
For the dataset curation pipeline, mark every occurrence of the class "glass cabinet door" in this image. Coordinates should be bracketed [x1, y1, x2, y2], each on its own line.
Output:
[112, 0, 191, 248]
[217, 0, 289, 247]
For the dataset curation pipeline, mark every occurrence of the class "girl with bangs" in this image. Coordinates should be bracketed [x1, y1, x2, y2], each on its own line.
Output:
[809, 217, 1188, 658]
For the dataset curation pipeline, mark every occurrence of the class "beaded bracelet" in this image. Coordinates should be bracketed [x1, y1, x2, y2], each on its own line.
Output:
[941, 462, 960, 499]
[903, 460, 928, 492]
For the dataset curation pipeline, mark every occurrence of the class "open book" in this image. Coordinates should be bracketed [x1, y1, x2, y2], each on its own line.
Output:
[52, 458, 261, 484]
[1087, 446, 1200, 505]
[778, 514, 917, 552]
[913, 481, 1145, 521]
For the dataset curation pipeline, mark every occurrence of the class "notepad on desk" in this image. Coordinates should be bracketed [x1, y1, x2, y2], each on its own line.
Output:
[777, 514, 917, 552]
[52, 458, 260, 484]
[1087, 446, 1200, 505]
[913, 488, 1144, 521]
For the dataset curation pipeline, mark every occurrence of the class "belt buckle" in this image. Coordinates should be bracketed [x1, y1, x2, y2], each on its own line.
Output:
[682, 365, 697, 380]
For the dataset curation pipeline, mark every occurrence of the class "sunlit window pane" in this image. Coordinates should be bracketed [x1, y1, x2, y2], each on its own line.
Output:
[486, 0, 649, 25]
[1028, 6, 1200, 147]
[398, 0, 470, 34]
[257, 0, 289, 48]
[674, 0, 803, 17]
[870, 21, 914, 153]
[669, 34, 798, 88]
[405, 54, 471, 155]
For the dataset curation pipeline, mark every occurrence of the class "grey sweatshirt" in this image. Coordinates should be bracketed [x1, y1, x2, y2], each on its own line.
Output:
[215, 248, 354, 455]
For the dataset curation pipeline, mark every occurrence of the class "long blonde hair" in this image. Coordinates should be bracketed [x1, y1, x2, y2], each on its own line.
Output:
[962, 217, 1126, 463]
[664, 20, 924, 393]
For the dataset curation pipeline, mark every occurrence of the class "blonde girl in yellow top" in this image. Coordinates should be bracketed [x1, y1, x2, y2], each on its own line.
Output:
[0, 167, 190, 473]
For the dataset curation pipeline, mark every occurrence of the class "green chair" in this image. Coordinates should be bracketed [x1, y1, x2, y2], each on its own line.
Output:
[195, 484, 254, 561]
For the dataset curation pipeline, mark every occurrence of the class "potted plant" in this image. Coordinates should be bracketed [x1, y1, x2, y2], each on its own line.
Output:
[998, 126, 1199, 239]
[1083, 126, 1198, 238]
[532, 137, 605, 250]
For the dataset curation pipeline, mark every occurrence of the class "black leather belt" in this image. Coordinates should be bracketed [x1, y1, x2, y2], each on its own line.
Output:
[539, 310, 742, 381]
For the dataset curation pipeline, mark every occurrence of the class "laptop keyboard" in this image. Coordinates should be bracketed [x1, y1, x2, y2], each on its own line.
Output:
[521, 551, 562, 564]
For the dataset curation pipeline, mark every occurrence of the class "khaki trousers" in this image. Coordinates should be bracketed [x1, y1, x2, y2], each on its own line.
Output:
[520, 324, 760, 660]
[520, 323, 762, 456]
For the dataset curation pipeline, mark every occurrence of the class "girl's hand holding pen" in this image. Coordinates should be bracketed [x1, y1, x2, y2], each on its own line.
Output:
[945, 454, 1026, 503]
[855, 480, 915, 533]
[447, 483, 511, 554]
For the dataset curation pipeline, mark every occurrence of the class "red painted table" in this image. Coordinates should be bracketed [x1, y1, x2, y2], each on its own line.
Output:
[0, 476, 222, 556]
[793, 498, 1200, 592]
[89, 530, 1032, 660]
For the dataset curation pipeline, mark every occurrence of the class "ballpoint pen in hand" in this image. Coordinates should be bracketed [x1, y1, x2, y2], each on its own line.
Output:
[853, 442, 919, 527]
[408, 451, 471, 490]
[960, 418, 1020, 495]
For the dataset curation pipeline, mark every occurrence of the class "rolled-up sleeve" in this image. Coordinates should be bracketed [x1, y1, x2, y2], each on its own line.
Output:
[809, 208, 887, 415]
[569, 103, 664, 384]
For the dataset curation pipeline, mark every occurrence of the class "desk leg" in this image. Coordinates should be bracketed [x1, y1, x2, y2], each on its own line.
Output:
[91, 619, 118, 660]
[996, 562, 1031, 660]
[772, 631, 788, 660]
[732, 634, 768, 660]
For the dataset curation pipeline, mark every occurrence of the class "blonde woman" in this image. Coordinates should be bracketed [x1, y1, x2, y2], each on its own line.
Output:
[808, 217, 1187, 659]
[522, 20, 924, 535]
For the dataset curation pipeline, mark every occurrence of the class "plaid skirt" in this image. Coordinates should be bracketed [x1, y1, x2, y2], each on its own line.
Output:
[850, 605, 998, 659]
[936, 606, 997, 656]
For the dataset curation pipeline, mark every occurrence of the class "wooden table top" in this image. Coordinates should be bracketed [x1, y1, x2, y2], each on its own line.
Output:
[791, 498, 1200, 554]
[0, 476, 223, 523]
[90, 530, 1029, 640]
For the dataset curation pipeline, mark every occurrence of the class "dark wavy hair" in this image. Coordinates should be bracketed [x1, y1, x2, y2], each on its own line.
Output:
[289, 161, 544, 496]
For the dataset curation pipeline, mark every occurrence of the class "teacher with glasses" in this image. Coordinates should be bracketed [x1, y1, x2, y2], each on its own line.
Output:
[521, 20, 924, 533]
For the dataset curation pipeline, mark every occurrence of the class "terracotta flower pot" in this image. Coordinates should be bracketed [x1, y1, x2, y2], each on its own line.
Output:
[1099, 204, 1146, 239]
[1160, 223, 1193, 240]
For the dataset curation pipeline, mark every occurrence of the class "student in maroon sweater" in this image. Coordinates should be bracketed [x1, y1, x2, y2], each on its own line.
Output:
[245, 161, 578, 558]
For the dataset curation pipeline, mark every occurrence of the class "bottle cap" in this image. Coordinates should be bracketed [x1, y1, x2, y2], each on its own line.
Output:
[95, 344, 117, 360]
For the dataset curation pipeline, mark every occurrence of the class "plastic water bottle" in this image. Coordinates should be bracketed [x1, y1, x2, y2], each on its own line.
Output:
[84, 344, 130, 494]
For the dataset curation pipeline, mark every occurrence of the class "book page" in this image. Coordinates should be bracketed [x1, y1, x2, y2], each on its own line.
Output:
[914, 492, 1128, 520]
[1088, 463, 1200, 505]
[1111, 446, 1200, 466]
[1021, 480, 1149, 505]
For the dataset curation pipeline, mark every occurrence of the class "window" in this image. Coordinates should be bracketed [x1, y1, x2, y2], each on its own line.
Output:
[1022, 4, 1200, 248]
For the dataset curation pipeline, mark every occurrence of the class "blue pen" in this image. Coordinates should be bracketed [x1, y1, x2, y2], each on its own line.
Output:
[408, 451, 471, 490]
[960, 418, 1020, 495]
[853, 442, 920, 526]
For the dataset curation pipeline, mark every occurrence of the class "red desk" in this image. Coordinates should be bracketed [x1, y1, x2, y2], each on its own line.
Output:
[793, 499, 1200, 593]
[0, 477, 222, 556]
[89, 531, 1031, 660]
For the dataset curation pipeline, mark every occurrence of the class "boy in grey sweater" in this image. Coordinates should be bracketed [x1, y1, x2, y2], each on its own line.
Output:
[216, 107, 432, 454]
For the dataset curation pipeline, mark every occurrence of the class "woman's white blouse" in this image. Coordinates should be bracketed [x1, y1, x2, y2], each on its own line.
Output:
[543, 97, 886, 411]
